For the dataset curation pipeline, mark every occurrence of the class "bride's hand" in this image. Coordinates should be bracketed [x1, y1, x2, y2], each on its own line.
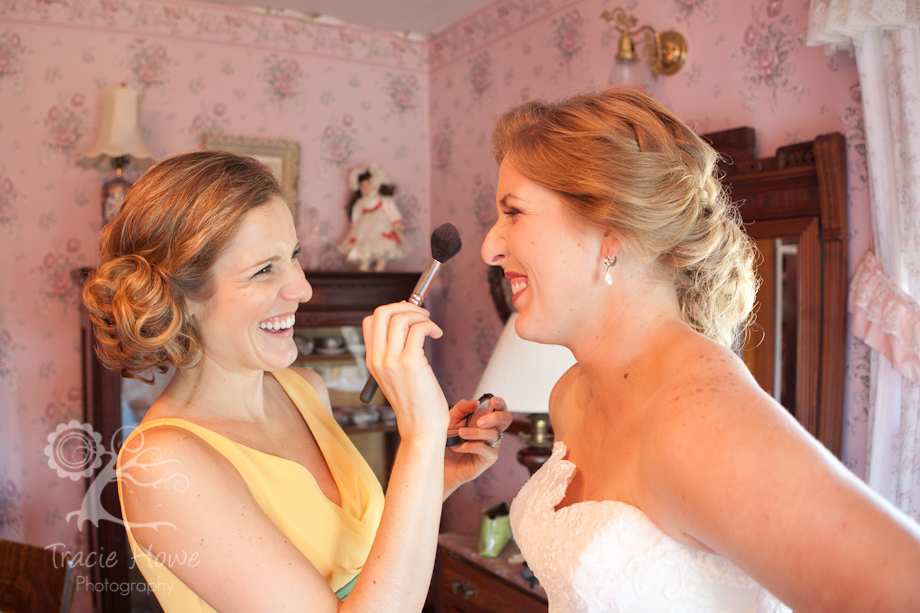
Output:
[443, 395, 512, 499]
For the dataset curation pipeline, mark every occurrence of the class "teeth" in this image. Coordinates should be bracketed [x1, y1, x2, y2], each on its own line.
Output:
[510, 278, 528, 294]
[259, 314, 296, 331]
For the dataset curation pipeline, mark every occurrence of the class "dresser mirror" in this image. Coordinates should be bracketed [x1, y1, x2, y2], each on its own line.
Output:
[700, 127, 847, 457]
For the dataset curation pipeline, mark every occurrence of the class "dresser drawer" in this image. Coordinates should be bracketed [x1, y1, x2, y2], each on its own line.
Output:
[440, 552, 547, 613]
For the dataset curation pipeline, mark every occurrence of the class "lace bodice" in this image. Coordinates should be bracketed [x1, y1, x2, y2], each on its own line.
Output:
[510, 442, 790, 613]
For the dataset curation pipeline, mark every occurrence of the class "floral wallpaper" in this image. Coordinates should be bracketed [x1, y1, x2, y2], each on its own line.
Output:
[427, 0, 874, 533]
[0, 0, 875, 596]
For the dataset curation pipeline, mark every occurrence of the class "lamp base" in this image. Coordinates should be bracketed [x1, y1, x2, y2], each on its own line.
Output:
[102, 175, 130, 223]
[516, 413, 553, 476]
[517, 445, 552, 476]
[102, 155, 132, 224]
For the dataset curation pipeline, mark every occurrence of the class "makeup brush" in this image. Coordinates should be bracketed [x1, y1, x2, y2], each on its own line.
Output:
[359, 222, 462, 404]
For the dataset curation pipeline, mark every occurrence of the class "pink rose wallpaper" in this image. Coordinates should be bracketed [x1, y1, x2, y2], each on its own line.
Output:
[0, 0, 874, 606]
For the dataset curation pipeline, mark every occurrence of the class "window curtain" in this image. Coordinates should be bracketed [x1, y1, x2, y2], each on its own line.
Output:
[808, 0, 920, 520]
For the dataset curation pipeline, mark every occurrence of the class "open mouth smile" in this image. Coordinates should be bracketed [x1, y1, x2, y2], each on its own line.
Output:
[259, 314, 296, 334]
[506, 273, 528, 302]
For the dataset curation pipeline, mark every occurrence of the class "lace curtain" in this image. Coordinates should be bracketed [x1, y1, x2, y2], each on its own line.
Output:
[808, 0, 920, 50]
[808, 0, 920, 520]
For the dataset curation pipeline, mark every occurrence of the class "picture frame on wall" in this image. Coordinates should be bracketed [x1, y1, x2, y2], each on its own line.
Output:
[204, 134, 300, 225]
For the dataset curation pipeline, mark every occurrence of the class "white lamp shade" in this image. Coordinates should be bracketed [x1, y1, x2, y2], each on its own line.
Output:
[472, 312, 577, 414]
[77, 86, 156, 171]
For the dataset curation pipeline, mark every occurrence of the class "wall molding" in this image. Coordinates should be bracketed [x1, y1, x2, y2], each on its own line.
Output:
[0, 0, 428, 70]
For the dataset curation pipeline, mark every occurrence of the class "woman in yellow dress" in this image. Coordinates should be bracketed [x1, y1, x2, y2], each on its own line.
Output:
[82, 150, 510, 612]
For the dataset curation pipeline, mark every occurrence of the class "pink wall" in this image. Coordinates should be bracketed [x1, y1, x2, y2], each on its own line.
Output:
[428, 0, 874, 534]
[0, 0, 431, 581]
[0, 0, 874, 589]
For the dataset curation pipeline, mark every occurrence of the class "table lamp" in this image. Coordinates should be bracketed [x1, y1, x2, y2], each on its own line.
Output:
[77, 84, 156, 223]
[472, 312, 576, 474]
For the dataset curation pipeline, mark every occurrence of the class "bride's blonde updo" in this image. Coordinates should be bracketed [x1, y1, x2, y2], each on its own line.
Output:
[82, 150, 282, 381]
[491, 86, 757, 349]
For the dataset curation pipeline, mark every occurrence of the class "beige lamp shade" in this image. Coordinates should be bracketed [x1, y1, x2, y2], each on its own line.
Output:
[77, 85, 156, 171]
[472, 312, 577, 413]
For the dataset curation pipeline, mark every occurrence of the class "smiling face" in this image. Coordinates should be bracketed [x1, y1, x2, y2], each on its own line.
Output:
[188, 196, 312, 375]
[482, 159, 610, 345]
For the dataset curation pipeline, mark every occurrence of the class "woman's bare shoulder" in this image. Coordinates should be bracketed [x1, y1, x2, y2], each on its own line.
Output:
[120, 423, 242, 498]
[284, 366, 332, 413]
[646, 330, 796, 449]
[119, 422, 250, 544]
[637, 327, 848, 539]
[122, 420, 218, 460]
[637, 331, 920, 610]
[119, 417, 342, 611]
[654, 329, 765, 407]
[287, 365, 326, 389]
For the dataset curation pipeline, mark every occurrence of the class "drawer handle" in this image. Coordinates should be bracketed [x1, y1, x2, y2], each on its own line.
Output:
[451, 579, 477, 600]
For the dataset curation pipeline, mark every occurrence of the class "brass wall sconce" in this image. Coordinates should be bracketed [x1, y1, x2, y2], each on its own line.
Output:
[601, 8, 687, 79]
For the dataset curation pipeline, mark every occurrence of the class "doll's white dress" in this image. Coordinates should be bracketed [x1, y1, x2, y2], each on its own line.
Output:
[510, 442, 792, 613]
[339, 193, 409, 265]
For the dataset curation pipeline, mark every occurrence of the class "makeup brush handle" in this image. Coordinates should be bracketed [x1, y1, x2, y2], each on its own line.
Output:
[359, 377, 379, 404]
[409, 260, 440, 305]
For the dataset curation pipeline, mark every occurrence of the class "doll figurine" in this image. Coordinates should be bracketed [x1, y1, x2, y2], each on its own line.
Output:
[338, 163, 410, 271]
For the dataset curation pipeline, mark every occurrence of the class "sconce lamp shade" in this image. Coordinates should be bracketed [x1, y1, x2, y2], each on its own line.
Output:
[77, 86, 156, 171]
[472, 312, 577, 414]
[609, 56, 654, 89]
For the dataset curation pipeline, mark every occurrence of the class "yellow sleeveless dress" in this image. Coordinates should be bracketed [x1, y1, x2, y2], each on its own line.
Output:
[116, 368, 385, 612]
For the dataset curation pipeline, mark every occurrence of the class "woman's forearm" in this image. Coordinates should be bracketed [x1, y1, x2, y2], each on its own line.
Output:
[339, 434, 445, 613]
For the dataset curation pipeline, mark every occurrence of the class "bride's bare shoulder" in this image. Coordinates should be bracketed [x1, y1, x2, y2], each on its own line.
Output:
[657, 327, 758, 392]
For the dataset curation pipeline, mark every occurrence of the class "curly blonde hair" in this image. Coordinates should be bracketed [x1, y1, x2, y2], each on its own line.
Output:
[82, 150, 282, 381]
[491, 86, 757, 349]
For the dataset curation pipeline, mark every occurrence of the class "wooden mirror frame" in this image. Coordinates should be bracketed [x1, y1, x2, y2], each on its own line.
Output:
[703, 127, 848, 458]
[486, 128, 848, 458]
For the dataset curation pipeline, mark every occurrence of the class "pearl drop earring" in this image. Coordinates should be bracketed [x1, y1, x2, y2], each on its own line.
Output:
[603, 253, 617, 286]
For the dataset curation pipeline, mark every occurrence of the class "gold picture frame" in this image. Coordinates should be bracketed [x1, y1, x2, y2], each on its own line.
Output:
[204, 134, 300, 225]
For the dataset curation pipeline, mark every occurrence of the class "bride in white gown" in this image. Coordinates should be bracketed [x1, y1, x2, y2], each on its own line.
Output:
[480, 86, 920, 612]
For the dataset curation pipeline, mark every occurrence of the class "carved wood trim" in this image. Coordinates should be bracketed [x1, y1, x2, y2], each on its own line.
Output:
[814, 133, 848, 456]
[707, 131, 848, 458]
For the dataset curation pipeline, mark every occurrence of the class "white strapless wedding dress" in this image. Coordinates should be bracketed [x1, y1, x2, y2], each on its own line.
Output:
[510, 442, 791, 613]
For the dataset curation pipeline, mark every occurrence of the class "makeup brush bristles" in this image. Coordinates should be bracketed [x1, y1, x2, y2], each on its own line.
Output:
[431, 222, 462, 263]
